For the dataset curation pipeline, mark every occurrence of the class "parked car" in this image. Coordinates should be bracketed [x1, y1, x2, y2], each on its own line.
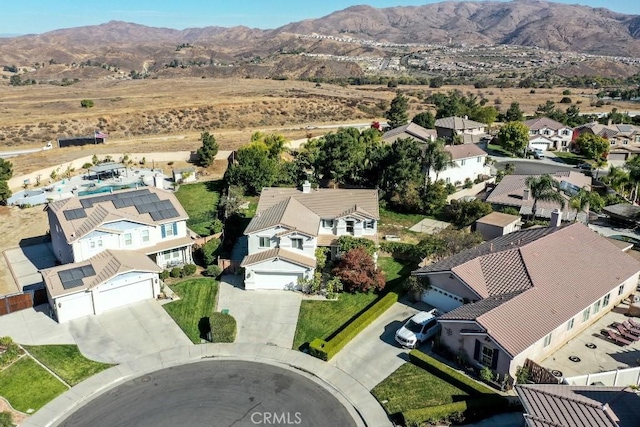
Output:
[576, 163, 593, 171]
[395, 309, 440, 348]
[534, 149, 545, 159]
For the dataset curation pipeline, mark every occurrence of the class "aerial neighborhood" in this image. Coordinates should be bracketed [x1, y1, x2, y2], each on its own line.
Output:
[2, 1, 640, 426]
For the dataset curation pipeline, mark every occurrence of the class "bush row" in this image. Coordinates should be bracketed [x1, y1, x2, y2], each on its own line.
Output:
[408, 350, 496, 396]
[210, 312, 237, 343]
[379, 242, 424, 262]
[159, 264, 197, 280]
[402, 396, 513, 427]
[309, 289, 400, 361]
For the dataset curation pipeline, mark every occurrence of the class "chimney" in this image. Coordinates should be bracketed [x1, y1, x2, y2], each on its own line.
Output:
[523, 189, 530, 201]
[302, 180, 311, 194]
[153, 174, 164, 190]
[550, 209, 562, 227]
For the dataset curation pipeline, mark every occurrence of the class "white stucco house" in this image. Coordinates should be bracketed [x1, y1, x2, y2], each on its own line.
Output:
[241, 182, 379, 290]
[430, 144, 490, 186]
[46, 187, 194, 268]
[525, 117, 573, 152]
[41, 250, 162, 323]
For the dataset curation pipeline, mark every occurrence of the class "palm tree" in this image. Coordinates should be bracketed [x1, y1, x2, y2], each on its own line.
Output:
[593, 158, 607, 180]
[602, 165, 629, 198]
[525, 175, 566, 220]
[569, 187, 602, 225]
[625, 156, 640, 203]
[423, 138, 456, 182]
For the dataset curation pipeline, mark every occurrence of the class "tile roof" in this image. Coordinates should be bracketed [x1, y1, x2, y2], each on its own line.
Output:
[42, 249, 162, 298]
[255, 187, 379, 220]
[382, 122, 437, 143]
[602, 203, 640, 222]
[476, 211, 521, 227]
[240, 248, 316, 269]
[517, 384, 640, 427]
[524, 117, 568, 131]
[444, 143, 487, 160]
[435, 116, 486, 130]
[47, 187, 188, 243]
[460, 133, 492, 144]
[439, 291, 525, 320]
[244, 197, 320, 236]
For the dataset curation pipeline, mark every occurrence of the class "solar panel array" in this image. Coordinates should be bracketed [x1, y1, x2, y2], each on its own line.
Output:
[67, 188, 180, 222]
[58, 265, 96, 290]
[618, 125, 633, 132]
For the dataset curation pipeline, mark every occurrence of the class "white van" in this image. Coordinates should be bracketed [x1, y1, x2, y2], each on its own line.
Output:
[395, 309, 440, 348]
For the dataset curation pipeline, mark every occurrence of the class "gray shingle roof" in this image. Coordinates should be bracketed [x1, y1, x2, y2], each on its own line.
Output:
[524, 117, 568, 131]
[382, 122, 436, 143]
[476, 212, 521, 227]
[435, 116, 486, 130]
[444, 143, 487, 160]
[240, 248, 316, 269]
[602, 203, 640, 222]
[244, 197, 320, 236]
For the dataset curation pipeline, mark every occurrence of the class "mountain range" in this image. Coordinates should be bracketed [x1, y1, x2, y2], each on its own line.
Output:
[1, 0, 639, 80]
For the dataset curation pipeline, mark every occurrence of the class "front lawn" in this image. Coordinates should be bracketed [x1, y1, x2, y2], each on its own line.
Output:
[553, 151, 588, 166]
[0, 357, 67, 413]
[486, 143, 515, 158]
[22, 345, 112, 386]
[371, 363, 469, 415]
[163, 278, 218, 343]
[174, 180, 222, 236]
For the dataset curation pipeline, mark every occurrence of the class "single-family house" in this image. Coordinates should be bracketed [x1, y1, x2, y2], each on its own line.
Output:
[485, 172, 590, 221]
[432, 144, 490, 185]
[435, 116, 491, 144]
[574, 122, 640, 161]
[172, 167, 197, 184]
[241, 182, 379, 290]
[524, 117, 573, 152]
[46, 187, 194, 268]
[382, 122, 437, 144]
[413, 223, 640, 378]
[517, 384, 640, 427]
[474, 211, 521, 241]
[41, 249, 162, 323]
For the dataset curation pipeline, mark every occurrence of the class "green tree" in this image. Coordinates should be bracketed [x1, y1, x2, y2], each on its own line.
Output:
[197, 131, 219, 167]
[379, 138, 423, 196]
[565, 105, 582, 128]
[421, 180, 448, 215]
[226, 142, 280, 195]
[625, 155, 640, 202]
[251, 132, 289, 158]
[200, 238, 221, 266]
[412, 111, 435, 129]
[444, 199, 493, 227]
[535, 100, 556, 117]
[525, 175, 566, 220]
[423, 138, 455, 182]
[385, 92, 409, 129]
[570, 187, 604, 224]
[474, 106, 498, 128]
[504, 102, 524, 122]
[498, 121, 530, 157]
[602, 165, 630, 197]
[0, 158, 12, 181]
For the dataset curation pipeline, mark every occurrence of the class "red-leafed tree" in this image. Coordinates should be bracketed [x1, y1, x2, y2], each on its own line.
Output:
[333, 247, 386, 293]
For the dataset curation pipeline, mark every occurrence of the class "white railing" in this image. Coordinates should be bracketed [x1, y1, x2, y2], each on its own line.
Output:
[564, 366, 640, 386]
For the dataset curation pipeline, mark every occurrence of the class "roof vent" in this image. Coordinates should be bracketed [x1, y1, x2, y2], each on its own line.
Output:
[302, 180, 311, 194]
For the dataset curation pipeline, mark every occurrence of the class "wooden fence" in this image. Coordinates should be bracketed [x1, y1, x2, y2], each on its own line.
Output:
[217, 258, 241, 275]
[524, 358, 561, 384]
[0, 293, 34, 316]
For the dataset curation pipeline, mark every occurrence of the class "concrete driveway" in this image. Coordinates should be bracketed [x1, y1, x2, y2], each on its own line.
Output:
[0, 304, 74, 345]
[3, 242, 57, 291]
[330, 298, 434, 390]
[217, 275, 302, 349]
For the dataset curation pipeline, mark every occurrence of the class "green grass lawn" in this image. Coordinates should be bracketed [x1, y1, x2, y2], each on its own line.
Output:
[292, 257, 413, 350]
[22, 345, 112, 386]
[379, 207, 426, 228]
[163, 278, 218, 343]
[486, 143, 515, 158]
[0, 357, 68, 413]
[552, 151, 588, 166]
[174, 180, 222, 236]
[371, 363, 469, 415]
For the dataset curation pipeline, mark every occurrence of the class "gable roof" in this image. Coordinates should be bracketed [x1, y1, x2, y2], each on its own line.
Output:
[382, 122, 437, 143]
[439, 291, 524, 321]
[476, 211, 521, 227]
[240, 247, 316, 269]
[244, 196, 320, 236]
[42, 249, 162, 298]
[444, 143, 487, 160]
[524, 117, 568, 131]
[435, 116, 486, 130]
[517, 384, 640, 427]
[47, 187, 188, 243]
[422, 223, 640, 357]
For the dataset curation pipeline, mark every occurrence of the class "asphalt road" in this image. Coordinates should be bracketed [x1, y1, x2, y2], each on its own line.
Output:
[59, 360, 357, 427]
[494, 159, 609, 177]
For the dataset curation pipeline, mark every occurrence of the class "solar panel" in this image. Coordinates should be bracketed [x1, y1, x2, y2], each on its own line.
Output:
[63, 208, 87, 221]
[150, 207, 180, 221]
[58, 265, 96, 290]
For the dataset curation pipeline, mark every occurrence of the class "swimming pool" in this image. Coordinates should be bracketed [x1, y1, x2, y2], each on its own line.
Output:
[77, 183, 144, 196]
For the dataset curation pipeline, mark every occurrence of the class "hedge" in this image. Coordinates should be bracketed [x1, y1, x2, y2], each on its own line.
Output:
[210, 312, 237, 343]
[379, 242, 423, 261]
[309, 290, 400, 361]
[402, 396, 512, 427]
[408, 350, 496, 396]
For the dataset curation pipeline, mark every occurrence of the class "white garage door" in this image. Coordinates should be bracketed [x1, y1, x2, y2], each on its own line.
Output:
[421, 287, 463, 313]
[96, 279, 153, 313]
[56, 291, 94, 323]
[608, 153, 628, 161]
[529, 142, 549, 152]
[253, 272, 303, 290]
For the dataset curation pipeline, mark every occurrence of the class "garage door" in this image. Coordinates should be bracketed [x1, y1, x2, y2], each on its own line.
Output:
[529, 142, 549, 152]
[421, 287, 463, 313]
[608, 152, 628, 161]
[252, 272, 303, 290]
[56, 291, 94, 323]
[96, 279, 153, 313]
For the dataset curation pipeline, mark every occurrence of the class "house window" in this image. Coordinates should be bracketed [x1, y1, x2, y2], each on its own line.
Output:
[623, 140, 628, 145]
[460, 159, 466, 166]
[364, 220, 375, 229]
[592, 299, 601, 314]
[172, 249, 180, 259]
[346, 220, 355, 234]
[562, 130, 569, 136]
[603, 293, 611, 307]
[567, 318, 575, 331]
[322, 219, 334, 228]
[259, 237, 271, 248]
[477, 156, 482, 163]
[163, 251, 171, 261]
[544, 130, 550, 135]
[124, 233, 132, 246]
[562, 141, 568, 147]
[161, 223, 177, 238]
[446, 177, 451, 183]
[543, 333, 552, 348]
[618, 284, 625, 296]
[481, 346, 493, 367]
[610, 141, 616, 145]
[291, 238, 303, 250]
[90, 241, 96, 249]
[141, 229, 150, 243]
[582, 308, 591, 322]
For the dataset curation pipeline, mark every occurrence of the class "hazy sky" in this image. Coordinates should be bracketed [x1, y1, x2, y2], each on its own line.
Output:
[2, 0, 640, 35]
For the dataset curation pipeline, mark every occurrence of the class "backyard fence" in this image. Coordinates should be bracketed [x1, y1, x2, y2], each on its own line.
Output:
[524, 359, 561, 384]
[217, 258, 241, 275]
[0, 292, 34, 316]
[564, 366, 640, 387]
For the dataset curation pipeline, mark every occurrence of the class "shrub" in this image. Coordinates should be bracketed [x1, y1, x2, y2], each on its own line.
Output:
[498, 206, 520, 216]
[403, 396, 512, 427]
[210, 219, 224, 234]
[560, 97, 572, 104]
[0, 412, 13, 427]
[159, 270, 170, 280]
[444, 199, 493, 227]
[445, 182, 457, 195]
[479, 366, 494, 383]
[80, 99, 94, 108]
[181, 264, 197, 277]
[200, 238, 221, 266]
[170, 267, 182, 278]
[337, 235, 376, 256]
[0, 337, 22, 368]
[333, 247, 385, 293]
[204, 264, 222, 278]
[210, 312, 236, 343]
[562, 89, 572, 95]
[463, 178, 473, 189]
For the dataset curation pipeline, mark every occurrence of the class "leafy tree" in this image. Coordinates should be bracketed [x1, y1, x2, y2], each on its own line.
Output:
[251, 132, 289, 158]
[602, 165, 630, 197]
[503, 102, 524, 122]
[575, 133, 609, 163]
[625, 155, 640, 202]
[200, 238, 221, 266]
[498, 121, 529, 157]
[379, 138, 423, 197]
[333, 247, 385, 293]
[535, 100, 556, 117]
[412, 111, 435, 129]
[432, 228, 484, 261]
[385, 92, 409, 129]
[421, 180, 449, 215]
[423, 138, 455, 182]
[197, 131, 219, 167]
[565, 105, 582, 128]
[525, 175, 566, 220]
[0, 158, 12, 181]
[444, 199, 493, 227]
[570, 187, 604, 224]
[474, 106, 498, 128]
[226, 142, 280, 195]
